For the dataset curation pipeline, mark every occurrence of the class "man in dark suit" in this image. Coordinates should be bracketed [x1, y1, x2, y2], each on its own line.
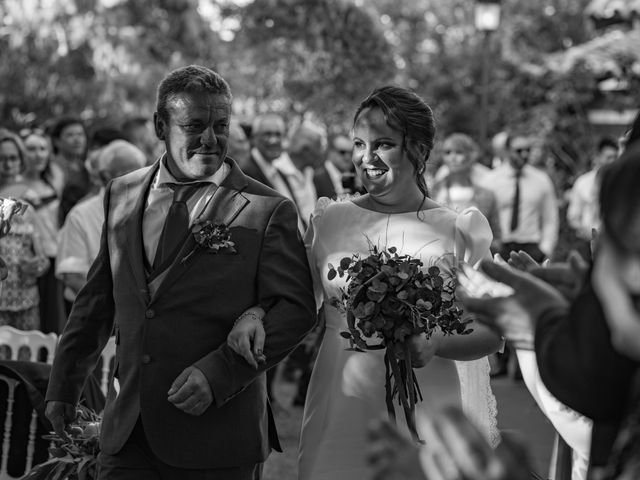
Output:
[287, 121, 335, 201]
[242, 113, 287, 189]
[45, 65, 316, 479]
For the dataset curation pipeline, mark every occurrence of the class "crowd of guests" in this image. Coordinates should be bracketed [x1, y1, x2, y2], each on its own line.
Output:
[0, 109, 628, 379]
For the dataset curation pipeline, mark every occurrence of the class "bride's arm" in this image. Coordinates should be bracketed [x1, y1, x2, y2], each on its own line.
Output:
[434, 320, 502, 361]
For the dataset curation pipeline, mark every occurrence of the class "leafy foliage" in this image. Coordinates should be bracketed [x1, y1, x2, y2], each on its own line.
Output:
[23, 405, 101, 480]
[225, 0, 395, 124]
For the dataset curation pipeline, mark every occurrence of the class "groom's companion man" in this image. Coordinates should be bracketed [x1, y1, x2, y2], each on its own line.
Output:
[45, 65, 316, 480]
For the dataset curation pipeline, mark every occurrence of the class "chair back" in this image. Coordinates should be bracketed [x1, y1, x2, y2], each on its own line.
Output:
[0, 328, 57, 479]
[0, 326, 57, 364]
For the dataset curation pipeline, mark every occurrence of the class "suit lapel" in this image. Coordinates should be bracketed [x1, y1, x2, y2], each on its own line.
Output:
[148, 160, 250, 304]
[124, 163, 158, 304]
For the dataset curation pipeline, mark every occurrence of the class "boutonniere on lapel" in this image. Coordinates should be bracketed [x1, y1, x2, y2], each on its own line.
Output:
[181, 220, 236, 264]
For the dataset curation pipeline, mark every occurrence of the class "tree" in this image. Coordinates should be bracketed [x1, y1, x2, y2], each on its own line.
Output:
[221, 0, 395, 128]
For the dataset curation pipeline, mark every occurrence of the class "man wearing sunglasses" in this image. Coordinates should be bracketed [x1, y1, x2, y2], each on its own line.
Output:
[482, 133, 559, 263]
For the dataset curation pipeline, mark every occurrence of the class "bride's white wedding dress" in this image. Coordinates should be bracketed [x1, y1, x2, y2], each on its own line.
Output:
[298, 198, 500, 480]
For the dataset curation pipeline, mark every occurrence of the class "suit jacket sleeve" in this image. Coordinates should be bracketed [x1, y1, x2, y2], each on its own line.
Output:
[535, 274, 637, 420]
[46, 184, 116, 405]
[194, 198, 316, 406]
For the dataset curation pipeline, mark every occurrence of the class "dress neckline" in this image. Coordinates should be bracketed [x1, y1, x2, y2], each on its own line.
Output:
[346, 199, 448, 215]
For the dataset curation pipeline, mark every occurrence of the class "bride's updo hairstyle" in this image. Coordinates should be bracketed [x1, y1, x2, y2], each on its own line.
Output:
[352, 85, 436, 204]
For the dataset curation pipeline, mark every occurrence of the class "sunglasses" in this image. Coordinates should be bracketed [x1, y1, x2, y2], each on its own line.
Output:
[513, 147, 531, 155]
[18, 127, 46, 139]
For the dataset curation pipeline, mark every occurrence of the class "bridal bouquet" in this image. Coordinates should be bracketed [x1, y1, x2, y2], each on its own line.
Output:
[23, 405, 101, 480]
[328, 245, 472, 441]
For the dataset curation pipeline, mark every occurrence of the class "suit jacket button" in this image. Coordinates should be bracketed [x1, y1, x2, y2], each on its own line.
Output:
[142, 354, 151, 364]
[145, 309, 155, 319]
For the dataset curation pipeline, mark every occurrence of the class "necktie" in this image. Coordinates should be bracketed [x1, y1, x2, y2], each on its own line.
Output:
[153, 183, 201, 270]
[510, 171, 522, 232]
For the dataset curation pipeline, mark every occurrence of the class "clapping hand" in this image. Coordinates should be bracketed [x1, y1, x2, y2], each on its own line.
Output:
[368, 406, 531, 480]
[458, 260, 569, 350]
[367, 418, 425, 480]
[503, 250, 588, 302]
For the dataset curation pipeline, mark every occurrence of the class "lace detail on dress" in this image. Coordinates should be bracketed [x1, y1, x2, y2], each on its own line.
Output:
[455, 357, 501, 447]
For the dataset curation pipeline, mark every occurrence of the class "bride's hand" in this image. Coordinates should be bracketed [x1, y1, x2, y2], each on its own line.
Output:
[227, 306, 267, 369]
[398, 331, 442, 368]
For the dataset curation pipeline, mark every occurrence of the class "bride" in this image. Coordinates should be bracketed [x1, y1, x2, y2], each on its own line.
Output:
[230, 86, 502, 480]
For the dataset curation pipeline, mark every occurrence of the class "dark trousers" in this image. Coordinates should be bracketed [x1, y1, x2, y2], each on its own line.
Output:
[97, 418, 262, 480]
[499, 242, 547, 263]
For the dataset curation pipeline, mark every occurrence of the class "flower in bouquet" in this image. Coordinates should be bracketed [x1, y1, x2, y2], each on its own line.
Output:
[327, 244, 472, 441]
[23, 405, 101, 480]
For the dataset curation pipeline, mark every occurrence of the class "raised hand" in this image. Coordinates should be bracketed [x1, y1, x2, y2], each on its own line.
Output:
[528, 250, 588, 302]
[367, 417, 425, 480]
[458, 260, 569, 350]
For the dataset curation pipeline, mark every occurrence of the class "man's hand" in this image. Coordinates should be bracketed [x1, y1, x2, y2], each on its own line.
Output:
[458, 260, 569, 350]
[227, 310, 266, 369]
[45, 401, 77, 442]
[167, 366, 213, 416]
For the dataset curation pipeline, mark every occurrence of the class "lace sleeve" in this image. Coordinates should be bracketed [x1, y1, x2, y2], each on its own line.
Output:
[453, 208, 500, 446]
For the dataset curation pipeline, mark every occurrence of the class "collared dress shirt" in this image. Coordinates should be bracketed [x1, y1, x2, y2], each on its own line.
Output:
[324, 160, 345, 197]
[142, 156, 229, 266]
[567, 168, 600, 241]
[250, 148, 316, 232]
[56, 190, 105, 302]
[481, 163, 559, 257]
[250, 148, 292, 200]
[273, 154, 317, 225]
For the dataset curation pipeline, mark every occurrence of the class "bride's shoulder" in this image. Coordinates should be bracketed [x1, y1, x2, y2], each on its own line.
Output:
[312, 195, 360, 219]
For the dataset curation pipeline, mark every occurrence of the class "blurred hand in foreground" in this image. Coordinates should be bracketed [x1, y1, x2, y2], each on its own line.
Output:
[368, 406, 532, 480]
[458, 260, 569, 350]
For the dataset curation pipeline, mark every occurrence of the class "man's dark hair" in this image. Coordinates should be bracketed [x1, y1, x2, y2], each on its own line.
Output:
[156, 65, 232, 122]
[88, 125, 126, 150]
[47, 116, 86, 154]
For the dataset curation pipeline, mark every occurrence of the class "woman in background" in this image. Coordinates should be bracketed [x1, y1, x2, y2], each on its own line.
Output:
[0, 130, 49, 330]
[432, 133, 502, 253]
[20, 128, 66, 333]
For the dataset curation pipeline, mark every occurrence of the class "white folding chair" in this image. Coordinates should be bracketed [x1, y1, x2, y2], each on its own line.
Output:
[0, 326, 57, 364]
[0, 326, 57, 479]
